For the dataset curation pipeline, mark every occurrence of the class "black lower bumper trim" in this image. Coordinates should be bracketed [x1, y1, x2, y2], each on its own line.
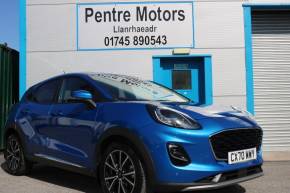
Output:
[156, 166, 263, 192]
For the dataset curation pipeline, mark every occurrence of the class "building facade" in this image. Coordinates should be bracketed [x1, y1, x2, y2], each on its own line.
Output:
[22, 0, 290, 158]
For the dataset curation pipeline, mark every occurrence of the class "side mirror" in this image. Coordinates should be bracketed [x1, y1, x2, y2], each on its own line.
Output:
[72, 90, 93, 100]
[71, 90, 96, 109]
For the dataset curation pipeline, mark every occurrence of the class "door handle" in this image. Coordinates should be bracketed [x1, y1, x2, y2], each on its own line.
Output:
[22, 109, 31, 114]
[57, 111, 64, 116]
[50, 111, 64, 116]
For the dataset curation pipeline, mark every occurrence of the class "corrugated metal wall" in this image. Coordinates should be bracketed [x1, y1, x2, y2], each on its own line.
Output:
[252, 10, 290, 151]
[0, 44, 19, 149]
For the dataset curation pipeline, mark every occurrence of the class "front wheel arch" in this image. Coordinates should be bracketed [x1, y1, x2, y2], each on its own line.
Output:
[4, 125, 28, 156]
[4, 132, 33, 175]
[99, 142, 146, 193]
[4, 128, 20, 149]
[95, 128, 156, 191]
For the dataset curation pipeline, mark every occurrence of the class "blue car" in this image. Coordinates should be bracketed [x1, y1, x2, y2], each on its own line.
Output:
[4, 73, 263, 193]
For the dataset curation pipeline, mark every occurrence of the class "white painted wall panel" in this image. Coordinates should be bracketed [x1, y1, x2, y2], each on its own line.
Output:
[27, 1, 247, 51]
[27, 0, 246, 5]
[26, 49, 171, 86]
[249, 0, 290, 3]
[26, 0, 248, 110]
[214, 96, 246, 109]
[27, 0, 189, 5]
[194, 1, 245, 48]
[27, 47, 246, 106]
[191, 48, 246, 97]
[27, 0, 290, 4]
[27, 4, 76, 51]
[27, 0, 74, 5]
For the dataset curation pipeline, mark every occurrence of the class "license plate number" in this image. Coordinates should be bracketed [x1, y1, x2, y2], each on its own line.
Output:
[228, 148, 257, 164]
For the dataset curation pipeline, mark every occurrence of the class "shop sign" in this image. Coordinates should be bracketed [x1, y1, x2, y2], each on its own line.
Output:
[77, 1, 194, 50]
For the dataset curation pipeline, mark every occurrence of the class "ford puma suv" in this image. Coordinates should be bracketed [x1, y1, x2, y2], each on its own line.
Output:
[4, 73, 263, 193]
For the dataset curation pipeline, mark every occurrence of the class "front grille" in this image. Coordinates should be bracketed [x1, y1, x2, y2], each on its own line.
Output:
[210, 128, 263, 160]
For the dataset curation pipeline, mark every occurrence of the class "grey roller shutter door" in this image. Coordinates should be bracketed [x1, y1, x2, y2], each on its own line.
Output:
[252, 10, 290, 151]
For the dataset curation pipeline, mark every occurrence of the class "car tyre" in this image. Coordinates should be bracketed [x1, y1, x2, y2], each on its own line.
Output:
[4, 134, 33, 175]
[99, 143, 147, 193]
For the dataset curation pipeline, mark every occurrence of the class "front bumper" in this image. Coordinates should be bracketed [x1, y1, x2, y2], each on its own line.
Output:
[137, 116, 263, 187]
[156, 165, 263, 192]
[140, 123, 263, 184]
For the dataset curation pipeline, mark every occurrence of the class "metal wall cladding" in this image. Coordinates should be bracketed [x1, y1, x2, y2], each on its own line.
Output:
[252, 10, 290, 151]
[0, 44, 19, 149]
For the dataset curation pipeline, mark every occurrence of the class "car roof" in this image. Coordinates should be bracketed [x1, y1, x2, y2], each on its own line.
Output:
[51, 72, 140, 80]
[33, 72, 143, 88]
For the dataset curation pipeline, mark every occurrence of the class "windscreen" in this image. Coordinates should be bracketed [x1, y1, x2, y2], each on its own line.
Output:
[90, 74, 190, 103]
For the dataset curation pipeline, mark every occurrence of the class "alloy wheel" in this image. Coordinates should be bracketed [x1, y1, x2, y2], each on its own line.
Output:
[6, 137, 21, 171]
[104, 150, 136, 193]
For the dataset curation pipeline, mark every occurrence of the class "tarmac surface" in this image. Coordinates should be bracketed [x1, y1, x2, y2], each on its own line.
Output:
[0, 154, 290, 193]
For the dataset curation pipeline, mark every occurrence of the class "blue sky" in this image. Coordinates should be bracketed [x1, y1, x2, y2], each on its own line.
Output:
[0, 0, 19, 50]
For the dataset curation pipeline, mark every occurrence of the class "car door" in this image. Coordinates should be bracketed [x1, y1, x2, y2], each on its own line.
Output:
[16, 78, 62, 156]
[43, 76, 100, 168]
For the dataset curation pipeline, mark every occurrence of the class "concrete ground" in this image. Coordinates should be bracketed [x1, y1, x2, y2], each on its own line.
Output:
[0, 154, 290, 193]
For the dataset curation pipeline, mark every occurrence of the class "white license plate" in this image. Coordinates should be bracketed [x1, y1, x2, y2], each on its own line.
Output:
[228, 148, 257, 164]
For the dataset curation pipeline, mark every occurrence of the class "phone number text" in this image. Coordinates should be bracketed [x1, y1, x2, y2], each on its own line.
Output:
[104, 35, 167, 47]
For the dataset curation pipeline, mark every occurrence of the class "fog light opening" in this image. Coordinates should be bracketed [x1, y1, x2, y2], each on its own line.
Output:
[212, 173, 222, 183]
[167, 143, 190, 166]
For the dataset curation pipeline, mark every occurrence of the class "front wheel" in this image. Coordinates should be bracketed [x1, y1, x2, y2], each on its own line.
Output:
[4, 134, 32, 175]
[99, 143, 147, 193]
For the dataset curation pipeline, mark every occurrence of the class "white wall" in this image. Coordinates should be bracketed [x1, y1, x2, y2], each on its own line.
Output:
[26, 0, 262, 109]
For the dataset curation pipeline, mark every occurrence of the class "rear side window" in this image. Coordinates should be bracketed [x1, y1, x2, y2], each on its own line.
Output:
[24, 87, 34, 101]
[33, 79, 61, 104]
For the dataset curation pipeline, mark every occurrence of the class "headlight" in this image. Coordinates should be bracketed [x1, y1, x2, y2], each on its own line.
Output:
[147, 105, 200, 129]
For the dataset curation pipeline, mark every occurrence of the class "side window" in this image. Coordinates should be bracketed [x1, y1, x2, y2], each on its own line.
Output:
[33, 79, 61, 104]
[59, 77, 98, 103]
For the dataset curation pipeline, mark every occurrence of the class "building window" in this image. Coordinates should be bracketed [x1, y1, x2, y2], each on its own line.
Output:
[172, 70, 192, 90]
